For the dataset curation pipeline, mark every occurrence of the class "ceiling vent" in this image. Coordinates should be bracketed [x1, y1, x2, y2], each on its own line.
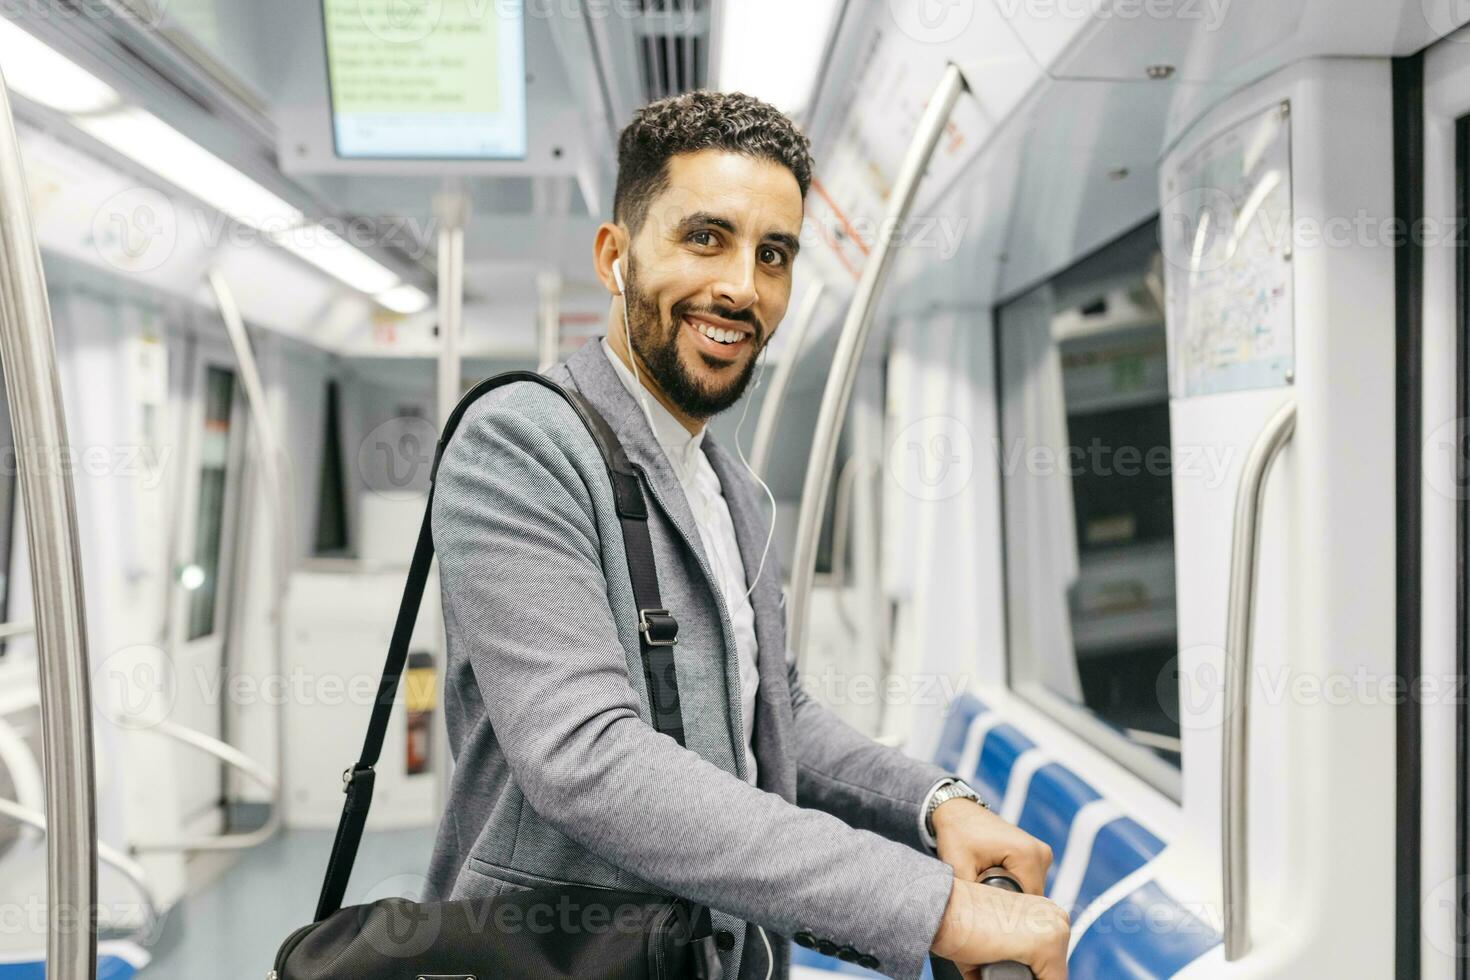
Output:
[635, 0, 712, 101]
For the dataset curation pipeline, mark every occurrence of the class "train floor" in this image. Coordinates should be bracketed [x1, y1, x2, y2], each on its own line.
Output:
[137, 825, 436, 979]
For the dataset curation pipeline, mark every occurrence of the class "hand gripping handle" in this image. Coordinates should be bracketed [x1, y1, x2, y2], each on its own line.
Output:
[928, 867, 1036, 980]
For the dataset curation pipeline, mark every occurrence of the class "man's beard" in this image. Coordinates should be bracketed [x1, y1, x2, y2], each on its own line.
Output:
[623, 263, 765, 419]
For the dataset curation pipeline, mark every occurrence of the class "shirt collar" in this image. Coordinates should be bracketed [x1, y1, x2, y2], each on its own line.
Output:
[601, 337, 706, 478]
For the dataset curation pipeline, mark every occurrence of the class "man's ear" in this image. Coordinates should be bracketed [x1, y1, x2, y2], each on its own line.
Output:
[593, 223, 627, 296]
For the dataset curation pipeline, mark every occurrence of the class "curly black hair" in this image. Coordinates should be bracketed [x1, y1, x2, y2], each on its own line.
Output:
[612, 90, 814, 232]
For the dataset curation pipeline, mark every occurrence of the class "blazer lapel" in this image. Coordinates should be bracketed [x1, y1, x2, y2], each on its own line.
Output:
[563, 339, 796, 800]
[564, 339, 759, 769]
[564, 339, 710, 568]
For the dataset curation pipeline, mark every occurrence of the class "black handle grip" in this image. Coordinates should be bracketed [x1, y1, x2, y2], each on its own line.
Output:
[928, 868, 1037, 980]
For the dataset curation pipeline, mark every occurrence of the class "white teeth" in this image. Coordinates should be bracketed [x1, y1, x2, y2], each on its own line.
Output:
[694, 321, 741, 345]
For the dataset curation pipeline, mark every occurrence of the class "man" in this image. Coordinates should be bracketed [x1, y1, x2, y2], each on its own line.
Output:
[424, 91, 1069, 980]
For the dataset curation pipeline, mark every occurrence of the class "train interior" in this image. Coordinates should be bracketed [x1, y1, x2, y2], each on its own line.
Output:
[0, 0, 1466, 977]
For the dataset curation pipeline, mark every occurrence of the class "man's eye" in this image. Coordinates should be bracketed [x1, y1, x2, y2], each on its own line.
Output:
[689, 230, 716, 247]
[760, 246, 787, 267]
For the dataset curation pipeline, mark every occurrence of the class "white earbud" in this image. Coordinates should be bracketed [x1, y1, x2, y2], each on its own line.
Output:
[612, 257, 625, 294]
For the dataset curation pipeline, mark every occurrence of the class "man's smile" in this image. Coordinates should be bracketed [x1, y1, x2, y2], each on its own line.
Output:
[681, 312, 754, 363]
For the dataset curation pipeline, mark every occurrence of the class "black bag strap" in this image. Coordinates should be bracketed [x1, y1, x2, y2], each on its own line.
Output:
[314, 371, 686, 922]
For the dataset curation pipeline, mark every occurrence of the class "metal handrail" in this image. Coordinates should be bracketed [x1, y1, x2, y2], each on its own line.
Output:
[208, 269, 293, 591]
[787, 64, 969, 671]
[0, 62, 98, 980]
[0, 798, 161, 941]
[749, 280, 826, 481]
[828, 454, 868, 638]
[1221, 399, 1296, 960]
[128, 717, 279, 852]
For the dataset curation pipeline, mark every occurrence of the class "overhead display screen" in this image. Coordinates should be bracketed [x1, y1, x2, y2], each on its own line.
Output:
[322, 0, 527, 160]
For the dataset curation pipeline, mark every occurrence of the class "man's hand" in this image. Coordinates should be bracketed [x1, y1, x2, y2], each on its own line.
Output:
[932, 799, 1053, 896]
[931, 876, 1070, 980]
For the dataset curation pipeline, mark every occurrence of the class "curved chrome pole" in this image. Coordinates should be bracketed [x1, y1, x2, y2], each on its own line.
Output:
[190, 268, 288, 853]
[0, 708, 44, 838]
[127, 718, 279, 852]
[0, 798, 160, 941]
[207, 269, 293, 589]
[0, 67, 98, 980]
[749, 281, 826, 480]
[828, 454, 866, 638]
[787, 64, 968, 670]
[1221, 400, 1296, 961]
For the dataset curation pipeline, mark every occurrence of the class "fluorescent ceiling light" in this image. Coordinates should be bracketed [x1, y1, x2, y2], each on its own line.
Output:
[374, 283, 432, 314]
[0, 18, 120, 114]
[84, 109, 406, 296]
[271, 223, 401, 296]
[716, 0, 842, 116]
[76, 108, 304, 232]
[2, 22, 412, 301]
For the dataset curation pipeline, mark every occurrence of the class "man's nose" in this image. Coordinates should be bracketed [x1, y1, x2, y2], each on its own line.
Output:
[712, 251, 759, 312]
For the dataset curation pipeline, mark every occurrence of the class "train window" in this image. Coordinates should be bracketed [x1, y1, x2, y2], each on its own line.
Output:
[185, 365, 238, 641]
[996, 221, 1183, 797]
[314, 379, 349, 556]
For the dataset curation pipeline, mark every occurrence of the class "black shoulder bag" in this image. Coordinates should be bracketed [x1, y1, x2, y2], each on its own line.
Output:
[270, 372, 722, 980]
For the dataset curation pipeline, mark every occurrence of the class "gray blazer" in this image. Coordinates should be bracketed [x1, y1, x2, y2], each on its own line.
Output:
[423, 338, 957, 979]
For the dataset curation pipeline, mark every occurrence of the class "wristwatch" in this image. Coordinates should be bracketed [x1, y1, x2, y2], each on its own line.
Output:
[922, 778, 986, 849]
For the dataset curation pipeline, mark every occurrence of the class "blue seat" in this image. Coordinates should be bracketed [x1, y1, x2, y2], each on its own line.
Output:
[1015, 763, 1102, 894]
[973, 724, 1035, 806]
[932, 694, 988, 773]
[1074, 816, 1165, 914]
[0, 955, 141, 979]
[1068, 880, 1220, 978]
[910, 697, 1220, 979]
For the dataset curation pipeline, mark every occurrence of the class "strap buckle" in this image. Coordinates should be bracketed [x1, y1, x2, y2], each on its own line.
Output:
[342, 764, 374, 793]
[638, 608, 679, 647]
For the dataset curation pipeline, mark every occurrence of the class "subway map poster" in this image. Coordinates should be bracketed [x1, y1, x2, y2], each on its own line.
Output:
[1161, 102, 1294, 398]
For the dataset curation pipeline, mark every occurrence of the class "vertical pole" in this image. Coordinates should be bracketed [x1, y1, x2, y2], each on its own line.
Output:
[435, 190, 470, 427]
[433, 189, 469, 816]
[537, 271, 562, 373]
[0, 65, 97, 980]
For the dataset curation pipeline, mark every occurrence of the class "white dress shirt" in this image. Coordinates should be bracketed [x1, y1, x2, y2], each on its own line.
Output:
[602, 339, 762, 785]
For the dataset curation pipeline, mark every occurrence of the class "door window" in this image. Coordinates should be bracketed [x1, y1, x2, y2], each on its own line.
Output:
[997, 221, 1182, 794]
[185, 365, 236, 641]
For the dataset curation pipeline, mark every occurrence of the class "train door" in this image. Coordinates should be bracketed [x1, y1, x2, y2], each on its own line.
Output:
[166, 346, 248, 838]
[942, 56, 1399, 979]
